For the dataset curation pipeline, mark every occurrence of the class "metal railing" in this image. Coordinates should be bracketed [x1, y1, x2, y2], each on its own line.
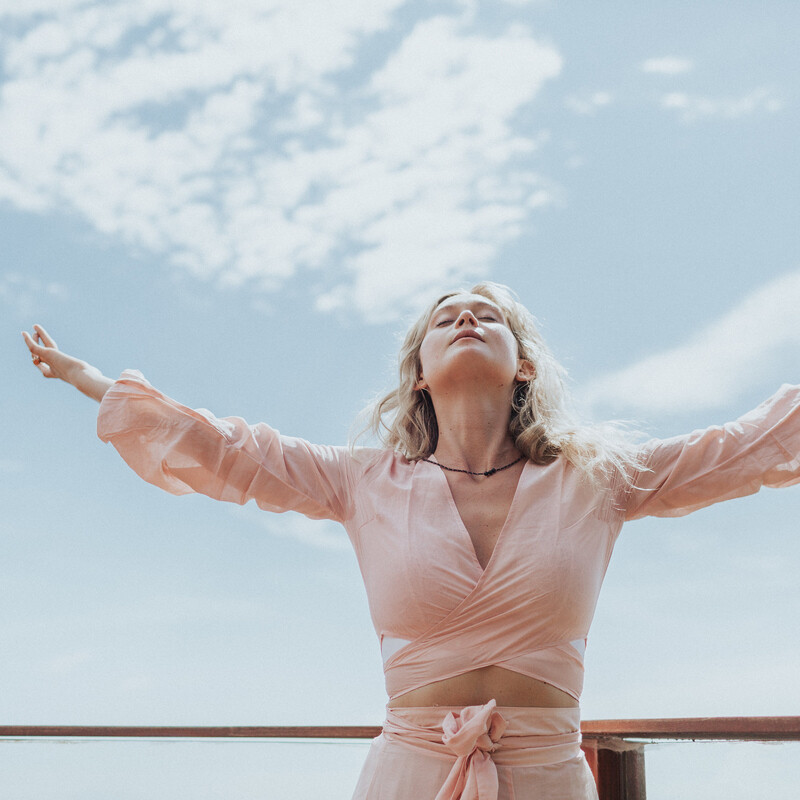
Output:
[2, 717, 799, 799]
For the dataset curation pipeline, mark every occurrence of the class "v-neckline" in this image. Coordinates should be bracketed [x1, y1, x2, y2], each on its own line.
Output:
[435, 458, 529, 574]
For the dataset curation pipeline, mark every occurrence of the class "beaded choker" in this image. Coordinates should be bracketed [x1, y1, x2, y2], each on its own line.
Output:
[421, 455, 523, 477]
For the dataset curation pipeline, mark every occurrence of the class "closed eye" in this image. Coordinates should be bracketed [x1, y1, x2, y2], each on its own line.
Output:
[435, 319, 454, 327]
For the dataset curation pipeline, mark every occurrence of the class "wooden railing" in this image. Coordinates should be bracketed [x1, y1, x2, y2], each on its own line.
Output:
[580, 717, 800, 799]
[2, 717, 799, 799]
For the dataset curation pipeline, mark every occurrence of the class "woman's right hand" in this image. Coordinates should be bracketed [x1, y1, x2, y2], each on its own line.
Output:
[22, 325, 83, 382]
[21, 325, 114, 401]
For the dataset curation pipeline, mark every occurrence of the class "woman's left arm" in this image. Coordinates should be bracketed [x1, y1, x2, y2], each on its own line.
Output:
[624, 384, 800, 521]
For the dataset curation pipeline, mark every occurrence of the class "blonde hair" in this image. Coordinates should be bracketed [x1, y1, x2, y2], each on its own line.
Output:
[359, 281, 642, 484]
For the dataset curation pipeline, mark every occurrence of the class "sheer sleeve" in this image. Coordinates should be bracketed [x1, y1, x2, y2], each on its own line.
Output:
[623, 384, 800, 521]
[97, 370, 358, 523]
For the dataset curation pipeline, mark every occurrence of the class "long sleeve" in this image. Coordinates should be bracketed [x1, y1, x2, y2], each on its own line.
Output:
[97, 369, 359, 523]
[624, 384, 800, 521]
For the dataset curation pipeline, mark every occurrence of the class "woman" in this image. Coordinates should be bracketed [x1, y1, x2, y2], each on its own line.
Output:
[22, 282, 800, 800]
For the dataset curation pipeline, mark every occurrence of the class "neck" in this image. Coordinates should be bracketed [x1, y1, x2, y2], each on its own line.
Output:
[430, 390, 519, 474]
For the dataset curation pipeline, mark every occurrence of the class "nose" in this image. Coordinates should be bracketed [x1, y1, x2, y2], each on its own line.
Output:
[455, 309, 478, 327]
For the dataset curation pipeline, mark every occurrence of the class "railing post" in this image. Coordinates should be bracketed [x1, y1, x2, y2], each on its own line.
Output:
[583, 741, 646, 800]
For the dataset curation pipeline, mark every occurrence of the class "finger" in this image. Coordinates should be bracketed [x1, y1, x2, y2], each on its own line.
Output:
[33, 324, 57, 349]
[21, 330, 37, 352]
[22, 330, 42, 349]
[22, 331, 45, 364]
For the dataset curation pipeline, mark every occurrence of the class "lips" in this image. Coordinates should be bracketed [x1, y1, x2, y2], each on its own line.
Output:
[451, 329, 484, 344]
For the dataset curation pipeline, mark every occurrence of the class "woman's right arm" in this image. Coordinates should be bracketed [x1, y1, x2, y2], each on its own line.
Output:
[22, 324, 113, 402]
[22, 325, 362, 524]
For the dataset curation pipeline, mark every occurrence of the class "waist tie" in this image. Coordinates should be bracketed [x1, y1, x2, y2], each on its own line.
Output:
[436, 699, 506, 800]
[383, 700, 582, 800]
[383, 699, 504, 800]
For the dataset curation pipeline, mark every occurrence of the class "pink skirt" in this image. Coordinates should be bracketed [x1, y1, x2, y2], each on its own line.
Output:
[351, 700, 598, 799]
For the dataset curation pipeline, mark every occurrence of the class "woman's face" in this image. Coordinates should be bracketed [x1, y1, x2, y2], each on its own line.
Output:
[417, 293, 530, 395]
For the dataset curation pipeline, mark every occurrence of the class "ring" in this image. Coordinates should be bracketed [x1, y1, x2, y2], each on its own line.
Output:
[32, 355, 41, 364]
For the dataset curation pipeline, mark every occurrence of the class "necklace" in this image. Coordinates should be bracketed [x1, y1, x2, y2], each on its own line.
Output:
[421, 454, 523, 477]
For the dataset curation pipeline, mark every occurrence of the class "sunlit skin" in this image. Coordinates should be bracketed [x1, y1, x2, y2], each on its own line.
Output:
[390, 294, 578, 709]
[22, 305, 577, 709]
[21, 325, 113, 401]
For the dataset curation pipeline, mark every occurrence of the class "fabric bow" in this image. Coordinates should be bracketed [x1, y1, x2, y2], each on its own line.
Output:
[434, 699, 508, 800]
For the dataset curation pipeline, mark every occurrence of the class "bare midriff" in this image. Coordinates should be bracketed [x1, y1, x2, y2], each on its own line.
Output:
[387, 666, 579, 708]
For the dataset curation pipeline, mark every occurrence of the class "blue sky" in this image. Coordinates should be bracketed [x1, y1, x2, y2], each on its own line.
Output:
[2, 1, 799, 797]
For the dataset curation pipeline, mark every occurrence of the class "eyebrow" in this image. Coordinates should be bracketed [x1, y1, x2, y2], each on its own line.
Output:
[432, 300, 503, 318]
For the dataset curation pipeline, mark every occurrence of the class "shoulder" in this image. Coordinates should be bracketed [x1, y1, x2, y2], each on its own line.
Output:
[348, 446, 424, 489]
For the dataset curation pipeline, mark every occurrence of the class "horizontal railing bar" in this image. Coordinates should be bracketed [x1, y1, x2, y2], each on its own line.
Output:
[1, 717, 798, 741]
[0, 725, 382, 739]
[581, 717, 800, 741]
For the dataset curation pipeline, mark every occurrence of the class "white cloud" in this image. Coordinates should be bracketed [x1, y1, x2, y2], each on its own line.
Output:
[0, 3, 562, 319]
[564, 90, 612, 116]
[641, 56, 694, 75]
[661, 87, 784, 123]
[230, 504, 351, 551]
[583, 270, 800, 415]
[0, 272, 69, 319]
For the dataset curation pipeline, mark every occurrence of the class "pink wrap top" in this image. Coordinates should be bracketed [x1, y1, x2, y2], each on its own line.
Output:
[97, 371, 800, 703]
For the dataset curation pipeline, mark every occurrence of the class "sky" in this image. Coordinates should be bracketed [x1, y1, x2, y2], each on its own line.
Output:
[1, 1, 799, 797]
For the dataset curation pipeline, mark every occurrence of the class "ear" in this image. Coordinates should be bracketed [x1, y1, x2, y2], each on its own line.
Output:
[415, 373, 429, 391]
[516, 359, 536, 382]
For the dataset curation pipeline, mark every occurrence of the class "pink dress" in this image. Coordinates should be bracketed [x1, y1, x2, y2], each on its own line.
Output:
[97, 371, 800, 799]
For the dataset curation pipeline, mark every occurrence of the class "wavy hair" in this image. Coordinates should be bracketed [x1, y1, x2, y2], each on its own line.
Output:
[358, 282, 642, 484]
